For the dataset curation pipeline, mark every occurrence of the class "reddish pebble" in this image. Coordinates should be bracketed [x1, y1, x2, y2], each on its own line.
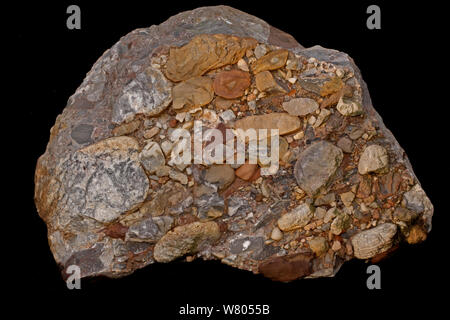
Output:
[169, 119, 178, 128]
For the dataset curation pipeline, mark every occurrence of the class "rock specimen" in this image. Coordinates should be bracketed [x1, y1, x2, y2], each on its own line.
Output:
[154, 221, 221, 262]
[351, 223, 397, 259]
[277, 203, 313, 231]
[234, 113, 301, 136]
[172, 76, 214, 110]
[252, 49, 289, 74]
[164, 34, 257, 82]
[283, 98, 319, 116]
[35, 6, 433, 282]
[294, 141, 343, 196]
[213, 70, 251, 99]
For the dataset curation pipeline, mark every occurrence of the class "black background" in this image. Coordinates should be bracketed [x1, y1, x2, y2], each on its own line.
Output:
[10, 0, 446, 316]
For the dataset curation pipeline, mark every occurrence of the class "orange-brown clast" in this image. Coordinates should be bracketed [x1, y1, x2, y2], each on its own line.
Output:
[213, 70, 251, 99]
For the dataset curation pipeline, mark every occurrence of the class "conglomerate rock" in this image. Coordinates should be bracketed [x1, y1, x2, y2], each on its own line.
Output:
[35, 5, 433, 281]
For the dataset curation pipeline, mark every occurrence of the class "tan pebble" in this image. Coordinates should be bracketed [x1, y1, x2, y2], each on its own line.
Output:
[212, 252, 225, 259]
[175, 112, 186, 123]
[255, 71, 283, 92]
[202, 109, 218, 122]
[351, 223, 397, 259]
[252, 49, 289, 74]
[293, 131, 304, 140]
[164, 34, 257, 82]
[112, 119, 140, 136]
[358, 144, 389, 175]
[235, 163, 258, 180]
[340, 191, 355, 207]
[346, 241, 353, 255]
[332, 241, 342, 251]
[234, 113, 301, 139]
[182, 121, 194, 130]
[304, 222, 316, 231]
[237, 59, 249, 72]
[406, 225, 427, 244]
[143, 127, 160, 139]
[308, 237, 328, 256]
[172, 76, 214, 110]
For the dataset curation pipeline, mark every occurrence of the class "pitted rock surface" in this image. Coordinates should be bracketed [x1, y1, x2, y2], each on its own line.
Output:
[35, 5, 433, 281]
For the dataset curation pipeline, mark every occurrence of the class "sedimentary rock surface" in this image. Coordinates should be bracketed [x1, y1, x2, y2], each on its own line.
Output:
[35, 6, 433, 281]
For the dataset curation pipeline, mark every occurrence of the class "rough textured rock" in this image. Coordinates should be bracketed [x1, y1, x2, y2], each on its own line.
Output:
[164, 34, 257, 82]
[56, 136, 150, 224]
[113, 67, 172, 124]
[258, 252, 313, 282]
[172, 76, 214, 110]
[204, 164, 235, 190]
[213, 70, 250, 99]
[139, 141, 165, 173]
[35, 5, 433, 281]
[154, 221, 220, 262]
[282, 98, 319, 116]
[336, 96, 363, 116]
[351, 223, 398, 259]
[358, 144, 389, 174]
[255, 71, 283, 93]
[234, 113, 301, 136]
[235, 163, 258, 180]
[294, 141, 343, 196]
[308, 237, 328, 256]
[277, 203, 313, 231]
[252, 49, 289, 74]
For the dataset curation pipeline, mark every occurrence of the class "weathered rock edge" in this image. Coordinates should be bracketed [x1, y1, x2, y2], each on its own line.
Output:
[34, 5, 433, 280]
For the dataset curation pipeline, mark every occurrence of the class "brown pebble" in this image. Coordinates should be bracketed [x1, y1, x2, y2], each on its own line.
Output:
[177, 214, 199, 226]
[158, 177, 169, 184]
[406, 225, 427, 244]
[213, 70, 251, 99]
[236, 163, 258, 180]
[240, 104, 248, 112]
[169, 119, 178, 128]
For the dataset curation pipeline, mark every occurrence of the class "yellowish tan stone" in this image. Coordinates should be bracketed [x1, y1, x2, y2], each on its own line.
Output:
[164, 34, 257, 82]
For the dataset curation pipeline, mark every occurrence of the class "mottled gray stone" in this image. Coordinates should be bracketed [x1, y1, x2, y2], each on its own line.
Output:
[227, 197, 250, 216]
[403, 184, 426, 213]
[71, 123, 93, 144]
[127, 216, 174, 241]
[195, 192, 225, 220]
[139, 141, 166, 174]
[337, 137, 352, 153]
[229, 236, 264, 254]
[64, 243, 105, 278]
[294, 141, 343, 195]
[57, 137, 149, 223]
[112, 67, 172, 124]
